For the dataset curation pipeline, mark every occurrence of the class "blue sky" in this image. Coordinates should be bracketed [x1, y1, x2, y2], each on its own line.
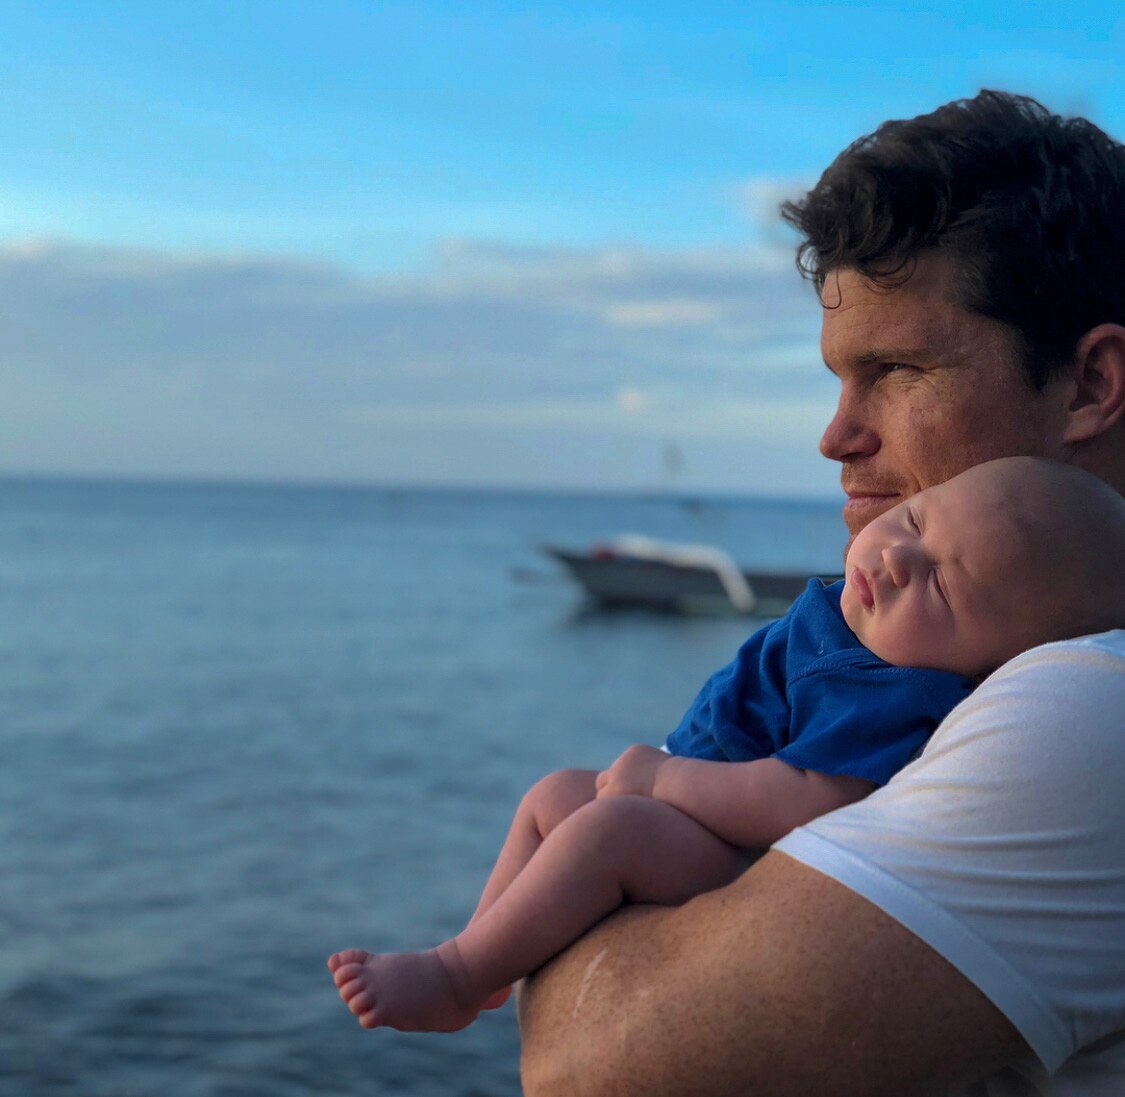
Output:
[3, 1, 1123, 496]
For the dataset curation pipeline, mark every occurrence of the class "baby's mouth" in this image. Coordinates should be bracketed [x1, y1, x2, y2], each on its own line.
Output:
[849, 566, 875, 609]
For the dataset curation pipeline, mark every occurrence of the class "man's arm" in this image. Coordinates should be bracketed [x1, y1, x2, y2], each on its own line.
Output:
[518, 851, 1027, 1097]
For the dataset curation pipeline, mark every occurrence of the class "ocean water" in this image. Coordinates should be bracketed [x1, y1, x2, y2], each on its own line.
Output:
[0, 476, 845, 1097]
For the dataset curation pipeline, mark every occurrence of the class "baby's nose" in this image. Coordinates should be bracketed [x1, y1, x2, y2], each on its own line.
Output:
[881, 542, 914, 587]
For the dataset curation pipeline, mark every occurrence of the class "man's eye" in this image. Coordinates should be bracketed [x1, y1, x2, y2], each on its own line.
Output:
[908, 509, 921, 534]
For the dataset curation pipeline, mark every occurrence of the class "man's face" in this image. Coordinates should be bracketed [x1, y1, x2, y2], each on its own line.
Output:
[819, 254, 1070, 544]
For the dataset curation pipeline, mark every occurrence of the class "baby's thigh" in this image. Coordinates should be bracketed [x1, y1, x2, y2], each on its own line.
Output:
[520, 768, 599, 835]
[570, 796, 746, 906]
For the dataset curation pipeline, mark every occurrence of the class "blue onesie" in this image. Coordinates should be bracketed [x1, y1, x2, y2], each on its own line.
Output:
[665, 579, 974, 786]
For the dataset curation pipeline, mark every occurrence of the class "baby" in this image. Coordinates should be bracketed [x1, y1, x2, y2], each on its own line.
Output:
[328, 456, 1125, 1033]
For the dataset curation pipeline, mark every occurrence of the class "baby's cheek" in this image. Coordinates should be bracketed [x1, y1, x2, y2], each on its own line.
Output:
[866, 613, 929, 668]
[839, 591, 863, 636]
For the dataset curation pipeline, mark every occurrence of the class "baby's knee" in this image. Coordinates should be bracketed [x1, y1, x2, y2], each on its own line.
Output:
[521, 768, 598, 834]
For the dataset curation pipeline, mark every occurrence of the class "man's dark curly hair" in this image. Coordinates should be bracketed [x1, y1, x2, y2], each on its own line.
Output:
[780, 90, 1125, 389]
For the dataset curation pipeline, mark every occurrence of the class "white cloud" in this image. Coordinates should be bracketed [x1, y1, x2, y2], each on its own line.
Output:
[603, 299, 725, 328]
[339, 388, 833, 442]
[737, 175, 817, 239]
[615, 387, 649, 415]
[0, 235, 836, 494]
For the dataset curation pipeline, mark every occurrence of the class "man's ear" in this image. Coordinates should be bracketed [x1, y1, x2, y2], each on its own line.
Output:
[1062, 323, 1125, 444]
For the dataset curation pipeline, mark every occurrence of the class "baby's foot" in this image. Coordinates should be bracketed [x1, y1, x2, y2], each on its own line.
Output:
[327, 945, 486, 1033]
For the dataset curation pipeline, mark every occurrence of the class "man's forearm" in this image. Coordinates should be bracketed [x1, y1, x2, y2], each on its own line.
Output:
[519, 852, 1026, 1097]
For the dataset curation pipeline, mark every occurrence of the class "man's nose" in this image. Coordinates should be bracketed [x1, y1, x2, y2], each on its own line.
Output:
[819, 393, 879, 462]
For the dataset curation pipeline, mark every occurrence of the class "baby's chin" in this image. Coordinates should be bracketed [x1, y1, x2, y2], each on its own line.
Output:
[841, 605, 903, 667]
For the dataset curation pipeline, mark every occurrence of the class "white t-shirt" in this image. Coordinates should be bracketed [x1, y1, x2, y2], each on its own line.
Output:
[775, 630, 1125, 1096]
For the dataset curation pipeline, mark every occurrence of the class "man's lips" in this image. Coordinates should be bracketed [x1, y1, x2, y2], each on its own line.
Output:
[848, 566, 874, 609]
[843, 491, 899, 523]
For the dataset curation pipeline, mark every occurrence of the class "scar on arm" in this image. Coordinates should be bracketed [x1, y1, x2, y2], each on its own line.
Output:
[571, 946, 609, 1022]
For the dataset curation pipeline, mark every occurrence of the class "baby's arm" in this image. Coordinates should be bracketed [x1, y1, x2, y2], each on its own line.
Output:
[597, 745, 874, 848]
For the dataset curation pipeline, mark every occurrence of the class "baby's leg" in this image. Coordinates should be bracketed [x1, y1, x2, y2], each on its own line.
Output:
[328, 796, 743, 1033]
[457, 796, 745, 985]
[327, 770, 597, 1030]
[469, 768, 598, 924]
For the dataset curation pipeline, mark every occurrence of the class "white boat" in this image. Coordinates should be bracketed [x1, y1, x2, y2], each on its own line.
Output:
[541, 535, 840, 617]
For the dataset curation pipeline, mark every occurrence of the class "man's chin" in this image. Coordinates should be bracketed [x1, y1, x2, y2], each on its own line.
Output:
[843, 493, 900, 531]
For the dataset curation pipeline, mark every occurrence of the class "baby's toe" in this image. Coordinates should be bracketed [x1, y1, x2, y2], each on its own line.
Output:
[333, 963, 365, 989]
[348, 988, 375, 1017]
[338, 974, 367, 1002]
[328, 949, 368, 973]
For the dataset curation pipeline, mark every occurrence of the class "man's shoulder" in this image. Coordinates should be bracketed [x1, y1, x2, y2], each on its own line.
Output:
[992, 628, 1125, 669]
[776, 628, 1125, 1082]
[970, 628, 1125, 707]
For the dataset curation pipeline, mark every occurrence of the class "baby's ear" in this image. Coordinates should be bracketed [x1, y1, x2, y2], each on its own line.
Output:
[1062, 323, 1125, 444]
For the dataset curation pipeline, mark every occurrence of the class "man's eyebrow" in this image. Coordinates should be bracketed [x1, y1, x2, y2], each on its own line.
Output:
[822, 346, 939, 374]
[852, 346, 934, 365]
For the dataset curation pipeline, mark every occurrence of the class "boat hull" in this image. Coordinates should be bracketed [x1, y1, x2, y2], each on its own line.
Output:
[543, 545, 837, 617]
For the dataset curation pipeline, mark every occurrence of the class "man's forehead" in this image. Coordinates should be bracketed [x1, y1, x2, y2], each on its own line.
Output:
[821, 266, 957, 331]
[822, 256, 958, 303]
[819, 267, 987, 367]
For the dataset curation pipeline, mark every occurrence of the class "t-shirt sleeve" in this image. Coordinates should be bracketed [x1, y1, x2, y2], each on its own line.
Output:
[774, 632, 1125, 1074]
[773, 659, 973, 785]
